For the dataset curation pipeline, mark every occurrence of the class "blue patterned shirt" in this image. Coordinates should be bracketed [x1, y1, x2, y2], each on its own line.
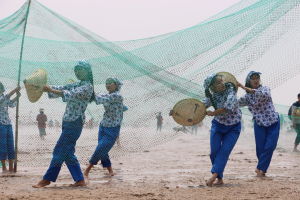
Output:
[203, 85, 242, 126]
[48, 81, 93, 122]
[0, 94, 17, 125]
[238, 86, 278, 127]
[95, 91, 126, 127]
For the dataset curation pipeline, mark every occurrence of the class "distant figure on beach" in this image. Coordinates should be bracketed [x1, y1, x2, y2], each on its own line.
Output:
[36, 108, 47, 140]
[156, 112, 163, 132]
[54, 120, 60, 129]
[203, 73, 242, 187]
[0, 82, 21, 173]
[48, 119, 54, 129]
[288, 93, 300, 152]
[172, 125, 188, 133]
[191, 125, 197, 135]
[238, 71, 280, 177]
[191, 123, 201, 135]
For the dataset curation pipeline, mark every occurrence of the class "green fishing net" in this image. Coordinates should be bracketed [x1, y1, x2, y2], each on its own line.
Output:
[0, 0, 299, 167]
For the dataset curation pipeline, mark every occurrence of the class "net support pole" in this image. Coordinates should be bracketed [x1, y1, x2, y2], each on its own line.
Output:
[14, 0, 31, 172]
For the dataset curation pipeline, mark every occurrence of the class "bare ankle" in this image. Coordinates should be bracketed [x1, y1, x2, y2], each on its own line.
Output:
[255, 169, 265, 177]
[84, 164, 93, 177]
[206, 173, 218, 187]
[107, 167, 114, 176]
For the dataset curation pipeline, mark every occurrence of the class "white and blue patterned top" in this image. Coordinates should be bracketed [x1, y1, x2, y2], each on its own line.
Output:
[0, 94, 17, 125]
[203, 84, 241, 126]
[95, 91, 127, 127]
[48, 81, 93, 122]
[238, 86, 278, 127]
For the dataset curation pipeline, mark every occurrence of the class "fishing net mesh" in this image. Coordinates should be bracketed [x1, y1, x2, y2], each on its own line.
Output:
[0, 0, 299, 167]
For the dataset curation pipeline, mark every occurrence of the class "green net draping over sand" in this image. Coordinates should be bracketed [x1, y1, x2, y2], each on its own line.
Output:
[0, 0, 300, 167]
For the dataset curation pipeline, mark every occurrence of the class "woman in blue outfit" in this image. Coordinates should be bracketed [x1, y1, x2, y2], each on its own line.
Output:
[0, 83, 20, 173]
[84, 78, 127, 178]
[33, 61, 94, 188]
[203, 74, 242, 186]
[238, 71, 280, 177]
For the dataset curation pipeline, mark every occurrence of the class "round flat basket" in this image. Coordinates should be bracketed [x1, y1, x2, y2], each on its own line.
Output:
[24, 68, 47, 103]
[216, 72, 238, 90]
[172, 98, 206, 126]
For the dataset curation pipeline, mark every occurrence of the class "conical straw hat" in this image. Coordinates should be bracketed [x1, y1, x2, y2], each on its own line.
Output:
[216, 72, 238, 90]
[171, 98, 206, 126]
[23, 68, 47, 103]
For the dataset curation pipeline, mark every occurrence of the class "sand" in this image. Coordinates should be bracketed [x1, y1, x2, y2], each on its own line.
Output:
[1, 124, 300, 200]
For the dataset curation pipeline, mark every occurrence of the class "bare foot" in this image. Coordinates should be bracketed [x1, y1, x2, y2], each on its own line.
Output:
[32, 180, 51, 188]
[255, 169, 265, 177]
[1, 164, 7, 173]
[206, 178, 215, 187]
[107, 167, 115, 176]
[206, 173, 218, 187]
[213, 178, 224, 186]
[108, 172, 115, 176]
[69, 180, 86, 187]
[293, 148, 299, 152]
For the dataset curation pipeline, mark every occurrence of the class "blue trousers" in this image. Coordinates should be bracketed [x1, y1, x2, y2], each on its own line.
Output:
[254, 120, 280, 173]
[43, 118, 84, 182]
[89, 126, 120, 167]
[210, 120, 241, 179]
[0, 124, 15, 160]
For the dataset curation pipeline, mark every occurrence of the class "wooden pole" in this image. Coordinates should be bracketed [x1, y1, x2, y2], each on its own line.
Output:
[14, 0, 31, 172]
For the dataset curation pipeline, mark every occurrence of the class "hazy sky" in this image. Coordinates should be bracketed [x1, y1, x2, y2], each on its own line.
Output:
[0, 0, 299, 105]
[1, 0, 241, 40]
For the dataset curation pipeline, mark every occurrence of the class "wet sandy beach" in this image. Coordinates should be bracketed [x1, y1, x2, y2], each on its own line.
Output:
[1, 124, 300, 200]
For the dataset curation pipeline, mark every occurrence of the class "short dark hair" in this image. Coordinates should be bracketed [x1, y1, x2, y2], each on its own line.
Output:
[298, 93, 300, 98]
